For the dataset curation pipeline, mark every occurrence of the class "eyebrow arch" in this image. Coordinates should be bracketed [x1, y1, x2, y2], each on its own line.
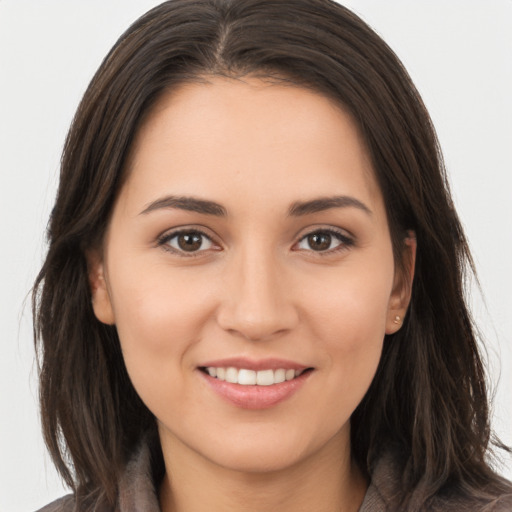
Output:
[288, 195, 372, 216]
[140, 195, 227, 216]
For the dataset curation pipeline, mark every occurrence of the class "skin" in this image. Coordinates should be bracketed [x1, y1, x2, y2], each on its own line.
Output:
[89, 76, 415, 512]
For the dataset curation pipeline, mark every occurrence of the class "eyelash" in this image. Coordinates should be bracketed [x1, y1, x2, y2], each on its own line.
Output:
[295, 228, 354, 255]
[156, 227, 354, 257]
[157, 228, 218, 257]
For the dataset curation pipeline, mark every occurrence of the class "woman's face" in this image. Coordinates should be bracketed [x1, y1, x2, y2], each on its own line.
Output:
[90, 77, 413, 474]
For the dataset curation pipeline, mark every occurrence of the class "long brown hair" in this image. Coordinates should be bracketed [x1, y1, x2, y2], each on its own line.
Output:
[33, 0, 511, 509]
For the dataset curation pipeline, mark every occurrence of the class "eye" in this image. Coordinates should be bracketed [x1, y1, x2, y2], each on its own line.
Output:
[295, 229, 352, 253]
[159, 230, 215, 254]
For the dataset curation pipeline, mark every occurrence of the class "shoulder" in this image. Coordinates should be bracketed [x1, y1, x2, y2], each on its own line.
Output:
[33, 433, 160, 512]
[365, 450, 512, 511]
[431, 492, 512, 511]
[34, 494, 114, 512]
[34, 495, 114, 512]
[34, 495, 75, 512]
[431, 473, 512, 511]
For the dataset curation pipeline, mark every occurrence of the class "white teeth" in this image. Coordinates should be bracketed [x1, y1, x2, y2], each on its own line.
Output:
[274, 368, 286, 384]
[238, 369, 257, 385]
[256, 369, 274, 386]
[225, 367, 238, 383]
[205, 367, 306, 385]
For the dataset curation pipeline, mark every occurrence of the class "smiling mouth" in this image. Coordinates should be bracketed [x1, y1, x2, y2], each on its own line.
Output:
[200, 367, 313, 386]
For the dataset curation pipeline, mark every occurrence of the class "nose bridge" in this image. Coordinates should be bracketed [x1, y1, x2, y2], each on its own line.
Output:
[217, 240, 297, 341]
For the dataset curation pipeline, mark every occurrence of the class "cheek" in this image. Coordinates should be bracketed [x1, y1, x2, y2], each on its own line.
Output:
[110, 257, 213, 345]
[300, 255, 394, 404]
[106, 259, 216, 405]
[304, 259, 393, 348]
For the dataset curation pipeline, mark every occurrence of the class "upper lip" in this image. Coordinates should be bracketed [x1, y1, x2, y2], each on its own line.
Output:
[199, 357, 310, 372]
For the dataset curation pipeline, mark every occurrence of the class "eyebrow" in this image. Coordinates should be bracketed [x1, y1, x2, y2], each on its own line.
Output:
[140, 196, 227, 216]
[288, 195, 372, 216]
[139, 194, 372, 217]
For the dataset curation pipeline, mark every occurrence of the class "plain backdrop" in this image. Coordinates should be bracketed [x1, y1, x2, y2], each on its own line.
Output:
[1, 1, 511, 510]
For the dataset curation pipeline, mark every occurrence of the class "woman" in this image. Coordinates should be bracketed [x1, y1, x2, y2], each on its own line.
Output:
[33, 0, 512, 510]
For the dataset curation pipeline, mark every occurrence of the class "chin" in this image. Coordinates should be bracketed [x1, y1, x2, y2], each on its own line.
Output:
[168, 418, 350, 476]
[205, 438, 312, 474]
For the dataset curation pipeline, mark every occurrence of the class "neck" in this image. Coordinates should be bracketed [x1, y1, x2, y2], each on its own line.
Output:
[158, 427, 367, 512]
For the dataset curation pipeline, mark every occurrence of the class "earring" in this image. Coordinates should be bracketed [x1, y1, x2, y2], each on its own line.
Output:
[393, 315, 401, 324]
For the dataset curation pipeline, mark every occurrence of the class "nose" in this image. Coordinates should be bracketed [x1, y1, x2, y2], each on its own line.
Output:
[216, 247, 299, 342]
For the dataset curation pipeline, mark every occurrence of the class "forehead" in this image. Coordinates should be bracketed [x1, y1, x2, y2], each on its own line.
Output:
[122, 76, 382, 213]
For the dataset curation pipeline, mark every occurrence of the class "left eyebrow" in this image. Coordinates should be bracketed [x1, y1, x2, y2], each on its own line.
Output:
[139, 195, 227, 216]
[288, 195, 372, 216]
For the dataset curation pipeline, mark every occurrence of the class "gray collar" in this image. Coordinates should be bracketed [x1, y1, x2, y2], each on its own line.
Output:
[116, 439, 386, 512]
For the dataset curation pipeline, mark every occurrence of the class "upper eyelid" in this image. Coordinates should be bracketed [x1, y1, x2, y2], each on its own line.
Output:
[293, 227, 355, 254]
[295, 225, 353, 241]
[156, 225, 354, 251]
[158, 225, 217, 242]
[157, 227, 220, 254]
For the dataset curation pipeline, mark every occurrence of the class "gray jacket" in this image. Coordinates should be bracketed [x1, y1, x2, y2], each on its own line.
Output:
[36, 440, 512, 512]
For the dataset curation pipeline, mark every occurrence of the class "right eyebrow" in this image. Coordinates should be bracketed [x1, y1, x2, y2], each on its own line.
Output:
[139, 195, 227, 217]
[288, 195, 372, 217]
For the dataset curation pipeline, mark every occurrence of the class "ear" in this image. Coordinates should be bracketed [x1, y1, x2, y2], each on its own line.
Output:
[385, 231, 416, 334]
[86, 249, 115, 325]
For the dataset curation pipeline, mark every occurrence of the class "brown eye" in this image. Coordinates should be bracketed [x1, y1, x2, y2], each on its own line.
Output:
[307, 233, 332, 251]
[177, 233, 203, 251]
[165, 231, 214, 253]
[296, 229, 351, 253]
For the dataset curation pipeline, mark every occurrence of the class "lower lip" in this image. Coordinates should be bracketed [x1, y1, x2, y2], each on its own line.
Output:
[200, 370, 312, 410]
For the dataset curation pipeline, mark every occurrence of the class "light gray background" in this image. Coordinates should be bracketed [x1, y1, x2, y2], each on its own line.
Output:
[1, 1, 511, 510]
